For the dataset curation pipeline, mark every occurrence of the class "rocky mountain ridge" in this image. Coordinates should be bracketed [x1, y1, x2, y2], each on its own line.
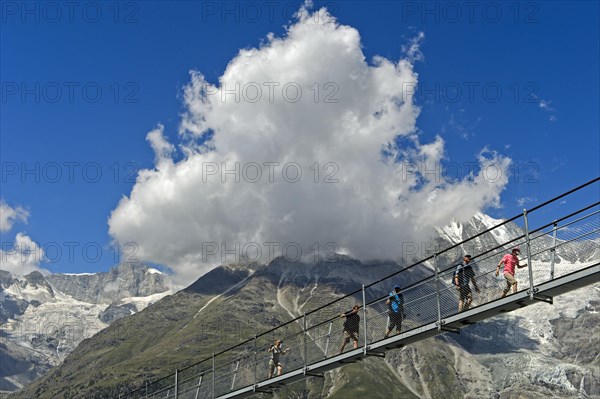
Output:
[0, 263, 171, 393]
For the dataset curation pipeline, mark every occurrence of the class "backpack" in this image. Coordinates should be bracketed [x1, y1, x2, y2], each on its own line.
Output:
[452, 264, 462, 286]
[453, 264, 473, 286]
[388, 292, 403, 313]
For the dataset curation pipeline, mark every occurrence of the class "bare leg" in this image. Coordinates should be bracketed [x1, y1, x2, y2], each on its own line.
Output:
[339, 337, 349, 354]
[384, 315, 391, 338]
[513, 282, 518, 293]
[353, 339, 358, 349]
[277, 366, 283, 376]
[501, 280, 510, 298]
[465, 294, 473, 309]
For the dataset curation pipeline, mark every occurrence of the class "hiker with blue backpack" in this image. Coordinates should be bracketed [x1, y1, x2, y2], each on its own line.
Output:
[384, 285, 405, 338]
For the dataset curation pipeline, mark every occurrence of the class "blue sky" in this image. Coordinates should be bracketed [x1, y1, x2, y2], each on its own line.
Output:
[1, 1, 599, 275]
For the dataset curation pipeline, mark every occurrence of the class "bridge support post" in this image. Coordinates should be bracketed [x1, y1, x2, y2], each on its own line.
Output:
[231, 359, 240, 391]
[303, 312, 308, 369]
[212, 353, 215, 399]
[194, 373, 203, 399]
[174, 369, 178, 399]
[362, 285, 368, 352]
[324, 321, 333, 358]
[253, 335, 257, 387]
[523, 209, 536, 300]
[550, 220, 558, 280]
[434, 254, 443, 331]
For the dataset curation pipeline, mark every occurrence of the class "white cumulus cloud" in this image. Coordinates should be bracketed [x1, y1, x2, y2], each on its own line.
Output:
[147, 124, 175, 165]
[108, 5, 510, 285]
[0, 199, 29, 233]
[0, 233, 47, 276]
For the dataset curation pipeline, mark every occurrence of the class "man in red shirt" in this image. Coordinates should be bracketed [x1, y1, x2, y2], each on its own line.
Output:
[495, 247, 527, 297]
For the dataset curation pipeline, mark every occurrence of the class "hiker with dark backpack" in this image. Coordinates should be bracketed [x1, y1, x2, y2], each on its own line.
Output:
[338, 305, 361, 354]
[453, 255, 480, 312]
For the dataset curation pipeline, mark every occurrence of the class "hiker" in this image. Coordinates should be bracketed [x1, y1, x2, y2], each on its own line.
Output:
[338, 305, 361, 354]
[453, 255, 480, 312]
[384, 285, 404, 338]
[495, 247, 527, 297]
[267, 339, 290, 378]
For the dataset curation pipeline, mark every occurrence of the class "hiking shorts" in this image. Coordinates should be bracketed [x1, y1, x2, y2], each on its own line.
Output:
[387, 313, 403, 331]
[343, 330, 359, 342]
[504, 272, 517, 287]
[459, 286, 472, 301]
[268, 359, 282, 375]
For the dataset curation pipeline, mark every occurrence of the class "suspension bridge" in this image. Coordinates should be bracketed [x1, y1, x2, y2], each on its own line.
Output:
[121, 178, 600, 399]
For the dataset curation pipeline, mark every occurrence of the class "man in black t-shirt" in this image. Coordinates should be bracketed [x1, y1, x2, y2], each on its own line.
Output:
[453, 255, 480, 312]
[338, 305, 361, 354]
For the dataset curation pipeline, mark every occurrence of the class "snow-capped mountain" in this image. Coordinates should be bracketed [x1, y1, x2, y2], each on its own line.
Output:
[0, 263, 171, 393]
[6, 212, 599, 398]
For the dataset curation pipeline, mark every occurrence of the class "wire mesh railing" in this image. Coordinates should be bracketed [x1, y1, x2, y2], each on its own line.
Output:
[120, 178, 600, 399]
